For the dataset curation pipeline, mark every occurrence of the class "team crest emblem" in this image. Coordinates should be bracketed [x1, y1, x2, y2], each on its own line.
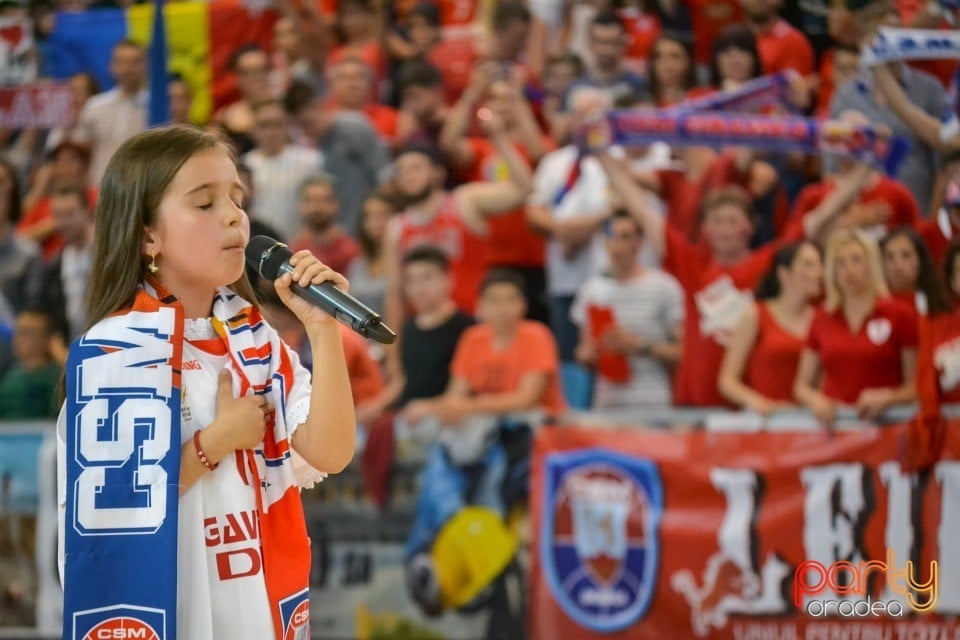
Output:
[542, 449, 662, 632]
[279, 588, 311, 640]
[74, 605, 165, 640]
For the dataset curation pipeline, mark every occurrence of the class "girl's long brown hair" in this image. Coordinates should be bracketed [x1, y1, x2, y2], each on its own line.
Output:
[85, 125, 258, 330]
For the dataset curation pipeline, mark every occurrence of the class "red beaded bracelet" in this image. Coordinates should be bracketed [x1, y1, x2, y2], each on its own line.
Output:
[193, 429, 218, 472]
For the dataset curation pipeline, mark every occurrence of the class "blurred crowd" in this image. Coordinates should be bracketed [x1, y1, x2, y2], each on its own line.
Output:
[0, 0, 957, 433]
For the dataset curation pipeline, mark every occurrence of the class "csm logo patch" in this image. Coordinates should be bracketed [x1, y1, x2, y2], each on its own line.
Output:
[74, 605, 165, 640]
[542, 449, 663, 632]
[278, 588, 311, 640]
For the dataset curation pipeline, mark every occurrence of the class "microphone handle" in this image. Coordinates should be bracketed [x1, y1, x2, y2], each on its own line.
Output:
[276, 262, 381, 335]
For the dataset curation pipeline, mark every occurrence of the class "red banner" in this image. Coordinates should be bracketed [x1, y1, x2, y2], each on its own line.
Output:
[0, 82, 72, 129]
[531, 422, 960, 639]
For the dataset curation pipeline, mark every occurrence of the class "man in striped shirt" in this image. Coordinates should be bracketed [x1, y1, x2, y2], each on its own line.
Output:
[243, 99, 324, 241]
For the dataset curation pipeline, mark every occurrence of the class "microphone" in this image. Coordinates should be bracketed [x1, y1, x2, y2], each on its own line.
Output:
[245, 235, 397, 345]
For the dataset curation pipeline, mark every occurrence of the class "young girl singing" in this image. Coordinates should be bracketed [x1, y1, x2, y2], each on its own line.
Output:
[56, 125, 356, 640]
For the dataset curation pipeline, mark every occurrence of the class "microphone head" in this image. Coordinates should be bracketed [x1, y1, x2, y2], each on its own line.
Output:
[245, 235, 291, 280]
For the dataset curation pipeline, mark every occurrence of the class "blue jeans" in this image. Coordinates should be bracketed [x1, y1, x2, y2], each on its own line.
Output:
[549, 294, 578, 362]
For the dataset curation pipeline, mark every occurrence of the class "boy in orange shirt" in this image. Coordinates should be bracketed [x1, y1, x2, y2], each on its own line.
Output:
[405, 267, 565, 429]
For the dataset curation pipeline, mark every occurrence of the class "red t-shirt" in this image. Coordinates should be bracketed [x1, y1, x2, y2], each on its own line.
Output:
[756, 19, 815, 77]
[806, 298, 919, 404]
[664, 226, 785, 406]
[744, 302, 807, 403]
[462, 137, 550, 268]
[928, 311, 960, 404]
[657, 151, 785, 241]
[618, 8, 661, 72]
[397, 194, 490, 313]
[688, 0, 742, 64]
[791, 176, 921, 233]
[427, 36, 479, 105]
[920, 210, 957, 267]
[450, 320, 566, 416]
[816, 51, 836, 119]
[288, 230, 361, 276]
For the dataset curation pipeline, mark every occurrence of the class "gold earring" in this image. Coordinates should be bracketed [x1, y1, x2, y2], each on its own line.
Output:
[148, 252, 159, 274]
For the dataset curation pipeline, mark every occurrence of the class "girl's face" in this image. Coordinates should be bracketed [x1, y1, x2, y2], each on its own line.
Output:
[361, 199, 392, 243]
[717, 46, 755, 85]
[653, 40, 689, 89]
[882, 234, 920, 293]
[785, 244, 824, 300]
[834, 241, 873, 298]
[146, 149, 250, 297]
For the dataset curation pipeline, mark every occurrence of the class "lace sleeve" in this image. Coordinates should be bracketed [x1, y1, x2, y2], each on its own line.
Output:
[291, 449, 327, 489]
[284, 398, 328, 488]
[285, 397, 311, 442]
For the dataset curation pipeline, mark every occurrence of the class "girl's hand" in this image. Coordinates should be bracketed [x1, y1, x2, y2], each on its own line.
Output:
[207, 369, 270, 456]
[274, 250, 350, 329]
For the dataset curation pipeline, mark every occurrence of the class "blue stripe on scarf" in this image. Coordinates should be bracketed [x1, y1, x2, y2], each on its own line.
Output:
[63, 307, 181, 640]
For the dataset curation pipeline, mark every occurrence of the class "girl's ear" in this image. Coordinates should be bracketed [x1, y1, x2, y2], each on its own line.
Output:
[141, 227, 160, 259]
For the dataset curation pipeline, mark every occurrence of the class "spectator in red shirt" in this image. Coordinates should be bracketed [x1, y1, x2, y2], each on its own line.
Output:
[709, 24, 761, 92]
[923, 241, 960, 405]
[486, 1, 532, 67]
[648, 34, 698, 107]
[213, 44, 273, 153]
[740, 0, 815, 77]
[718, 241, 823, 415]
[288, 174, 361, 275]
[815, 43, 860, 119]
[386, 2, 479, 105]
[326, 56, 398, 144]
[382, 114, 533, 326]
[394, 61, 449, 151]
[920, 150, 960, 265]
[791, 160, 921, 242]
[688, 0, 743, 65]
[542, 52, 585, 145]
[880, 226, 949, 315]
[597, 149, 873, 406]
[18, 141, 95, 262]
[440, 64, 552, 322]
[328, 0, 387, 81]
[617, 0, 663, 74]
[795, 228, 918, 425]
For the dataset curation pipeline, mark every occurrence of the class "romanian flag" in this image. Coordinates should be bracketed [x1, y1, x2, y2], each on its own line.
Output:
[47, 0, 278, 125]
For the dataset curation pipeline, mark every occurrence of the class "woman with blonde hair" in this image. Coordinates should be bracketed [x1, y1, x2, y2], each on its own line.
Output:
[794, 228, 918, 425]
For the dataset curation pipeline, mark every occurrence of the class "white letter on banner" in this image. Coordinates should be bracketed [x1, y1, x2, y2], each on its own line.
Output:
[935, 462, 960, 613]
[77, 309, 175, 401]
[878, 462, 916, 610]
[76, 399, 169, 533]
[800, 464, 869, 608]
[710, 469, 789, 614]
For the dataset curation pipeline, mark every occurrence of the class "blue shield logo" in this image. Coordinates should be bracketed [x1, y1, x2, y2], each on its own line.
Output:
[541, 449, 662, 632]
